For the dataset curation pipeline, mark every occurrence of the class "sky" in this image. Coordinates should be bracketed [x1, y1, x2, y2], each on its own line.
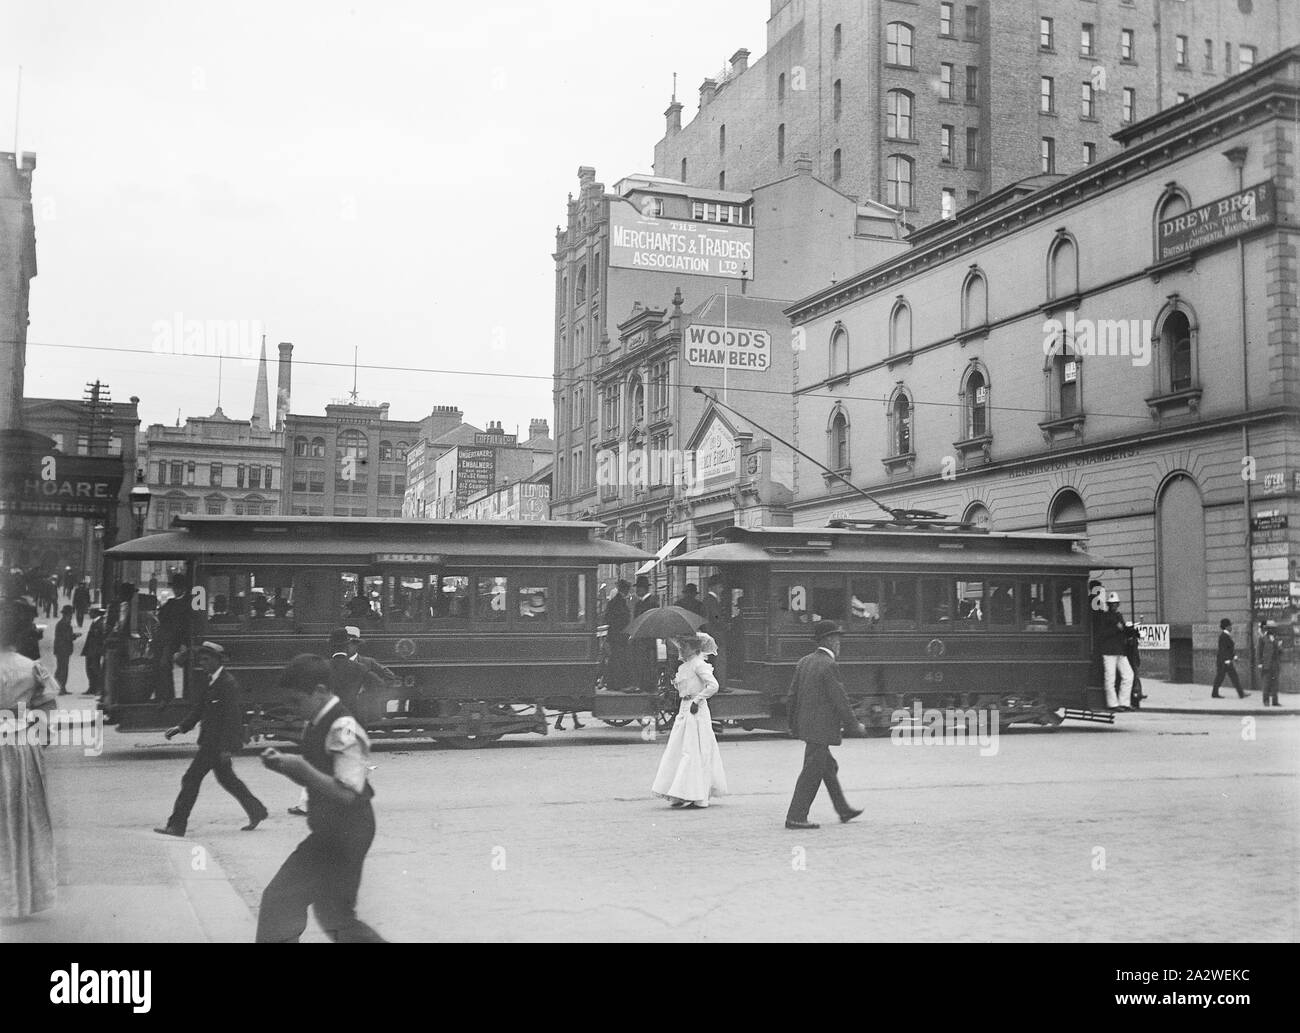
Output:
[2, 0, 766, 436]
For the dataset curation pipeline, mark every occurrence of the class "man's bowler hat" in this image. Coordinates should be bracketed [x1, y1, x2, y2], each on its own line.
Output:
[812, 619, 843, 641]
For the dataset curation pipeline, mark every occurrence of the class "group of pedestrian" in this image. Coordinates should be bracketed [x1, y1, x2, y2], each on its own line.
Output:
[649, 618, 864, 828]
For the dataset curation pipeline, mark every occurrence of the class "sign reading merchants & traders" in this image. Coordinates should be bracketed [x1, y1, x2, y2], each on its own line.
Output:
[1157, 180, 1277, 262]
[608, 202, 753, 280]
[685, 324, 771, 371]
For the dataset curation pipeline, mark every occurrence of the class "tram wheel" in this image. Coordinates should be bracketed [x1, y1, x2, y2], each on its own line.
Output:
[442, 734, 504, 749]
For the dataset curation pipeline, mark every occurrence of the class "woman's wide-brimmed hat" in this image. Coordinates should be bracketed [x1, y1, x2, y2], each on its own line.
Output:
[812, 619, 844, 641]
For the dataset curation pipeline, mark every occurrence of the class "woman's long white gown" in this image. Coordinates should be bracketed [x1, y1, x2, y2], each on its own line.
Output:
[651, 654, 728, 806]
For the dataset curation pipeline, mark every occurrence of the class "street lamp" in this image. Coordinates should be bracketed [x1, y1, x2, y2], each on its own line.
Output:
[92, 522, 105, 606]
[129, 469, 152, 538]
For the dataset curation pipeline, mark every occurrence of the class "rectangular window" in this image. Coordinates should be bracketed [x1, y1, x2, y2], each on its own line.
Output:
[1176, 92, 1190, 104]
[878, 576, 918, 629]
[777, 123, 786, 162]
[1175, 35, 1188, 67]
[1025, 580, 1052, 630]
[170, 461, 183, 485]
[986, 579, 1018, 626]
[308, 470, 325, 494]
[1081, 81, 1095, 118]
[956, 580, 985, 625]
[1081, 24, 1095, 57]
[940, 124, 953, 164]
[430, 575, 470, 620]
[1040, 76, 1054, 114]
[292, 470, 308, 492]
[1054, 580, 1081, 627]
[1041, 137, 1055, 174]
[1040, 17, 1054, 51]
[1204, 39, 1214, 71]
[965, 65, 979, 103]
[517, 581, 550, 622]
[939, 63, 954, 100]
[848, 577, 880, 631]
[964, 5, 979, 40]
[236, 464, 246, 488]
[474, 575, 508, 623]
[920, 578, 955, 627]
[965, 127, 979, 169]
[1238, 45, 1255, 71]
[185, 462, 195, 486]
[941, 187, 956, 219]
[692, 201, 705, 220]
[209, 463, 222, 487]
[1083, 141, 1096, 166]
[939, 2, 953, 36]
[1225, 42, 1233, 74]
[1122, 87, 1135, 123]
[557, 572, 588, 625]
[1120, 29, 1135, 62]
[966, 189, 980, 205]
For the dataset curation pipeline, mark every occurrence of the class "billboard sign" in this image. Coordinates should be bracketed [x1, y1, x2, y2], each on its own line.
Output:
[1135, 624, 1170, 651]
[1157, 180, 1277, 262]
[455, 447, 496, 503]
[695, 421, 737, 482]
[685, 323, 771, 371]
[609, 203, 753, 280]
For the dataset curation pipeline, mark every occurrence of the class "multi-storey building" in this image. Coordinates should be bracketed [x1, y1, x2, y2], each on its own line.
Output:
[785, 47, 1300, 686]
[419, 420, 554, 519]
[653, 0, 1298, 228]
[0, 151, 36, 432]
[552, 161, 909, 579]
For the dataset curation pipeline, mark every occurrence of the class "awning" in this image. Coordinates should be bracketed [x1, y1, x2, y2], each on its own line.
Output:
[635, 535, 687, 576]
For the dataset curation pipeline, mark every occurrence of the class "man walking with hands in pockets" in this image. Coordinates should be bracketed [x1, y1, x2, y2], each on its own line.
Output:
[785, 620, 865, 830]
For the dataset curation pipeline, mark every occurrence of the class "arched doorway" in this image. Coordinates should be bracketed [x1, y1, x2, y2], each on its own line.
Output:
[1157, 474, 1207, 683]
[1049, 489, 1087, 534]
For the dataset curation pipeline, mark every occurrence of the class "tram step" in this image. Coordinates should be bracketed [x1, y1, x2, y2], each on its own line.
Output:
[1062, 708, 1117, 724]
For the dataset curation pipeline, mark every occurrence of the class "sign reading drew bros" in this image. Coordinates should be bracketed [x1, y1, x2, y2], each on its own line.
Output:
[1157, 180, 1277, 262]
[685, 324, 771, 371]
[608, 202, 753, 280]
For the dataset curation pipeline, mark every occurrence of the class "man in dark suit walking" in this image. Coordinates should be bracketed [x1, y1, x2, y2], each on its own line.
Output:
[53, 605, 80, 693]
[82, 606, 106, 695]
[785, 620, 865, 830]
[155, 641, 268, 836]
[1211, 618, 1247, 699]
[1258, 621, 1283, 707]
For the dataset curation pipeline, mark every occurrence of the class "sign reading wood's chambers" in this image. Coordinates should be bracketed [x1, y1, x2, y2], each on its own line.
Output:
[685, 324, 771, 371]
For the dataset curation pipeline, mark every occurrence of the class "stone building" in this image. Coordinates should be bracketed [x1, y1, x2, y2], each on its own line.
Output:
[654, 0, 1298, 229]
[784, 48, 1300, 685]
[0, 151, 36, 432]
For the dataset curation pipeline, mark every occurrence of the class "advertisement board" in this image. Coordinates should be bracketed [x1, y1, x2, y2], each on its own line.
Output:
[455, 447, 495, 503]
[608, 203, 753, 280]
[1157, 180, 1277, 262]
[1135, 624, 1170, 650]
[684, 323, 771, 371]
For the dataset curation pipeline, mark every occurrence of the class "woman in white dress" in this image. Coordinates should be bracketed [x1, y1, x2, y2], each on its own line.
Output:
[651, 633, 728, 808]
[1, 602, 59, 919]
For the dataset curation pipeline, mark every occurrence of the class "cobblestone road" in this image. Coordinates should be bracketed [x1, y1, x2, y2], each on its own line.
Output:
[36, 708, 1299, 942]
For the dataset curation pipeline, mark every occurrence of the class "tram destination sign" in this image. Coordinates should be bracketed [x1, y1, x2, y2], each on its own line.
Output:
[1157, 180, 1277, 262]
[609, 202, 754, 280]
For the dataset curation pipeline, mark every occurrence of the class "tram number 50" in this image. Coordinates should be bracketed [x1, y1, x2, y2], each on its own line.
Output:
[923, 670, 944, 684]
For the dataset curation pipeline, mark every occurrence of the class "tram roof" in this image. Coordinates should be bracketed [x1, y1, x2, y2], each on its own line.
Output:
[105, 516, 653, 563]
[669, 524, 1127, 572]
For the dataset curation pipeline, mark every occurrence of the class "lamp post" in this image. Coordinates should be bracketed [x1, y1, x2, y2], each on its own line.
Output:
[91, 522, 105, 606]
[128, 470, 153, 584]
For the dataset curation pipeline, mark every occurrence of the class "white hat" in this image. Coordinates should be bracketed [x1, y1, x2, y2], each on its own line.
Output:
[344, 625, 362, 639]
[1107, 592, 1120, 603]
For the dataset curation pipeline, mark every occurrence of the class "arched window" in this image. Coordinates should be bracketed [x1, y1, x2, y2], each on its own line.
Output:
[575, 265, 587, 305]
[886, 22, 914, 66]
[719, 124, 726, 157]
[886, 90, 914, 139]
[778, 123, 786, 162]
[629, 377, 645, 424]
[832, 148, 842, 182]
[310, 437, 326, 457]
[778, 73, 786, 101]
[379, 440, 393, 462]
[828, 407, 850, 471]
[681, 158, 687, 182]
[833, 23, 842, 57]
[1047, 232, 1078, 300]
[338, 429, 368, 462]
[888, 390, 914, 457]
[1049, 489, 1087, 534]
[652, 518, 668, 554]
[829, 325, 849, 377]
[889, 299, 912, 355]
[963, 367, 990, 439]
[1164, 311, 1193, 392]
[962, 502, 991, 530]
[396, 441, 408, 459]
[833, 79, 842, 119]
[293, 436, 308, 457]
[1043, 330, 1084, 422]
[885, 155, 914, 208]
[625, 522, 644, 550]
[1154, 184, 1192, 261]
[961, 267, 988, 330]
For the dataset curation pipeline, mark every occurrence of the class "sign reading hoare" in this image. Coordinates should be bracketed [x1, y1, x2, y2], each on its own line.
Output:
[1157, 180, 1276, 262]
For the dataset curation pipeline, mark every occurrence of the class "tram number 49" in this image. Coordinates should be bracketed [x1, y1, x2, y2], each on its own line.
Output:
[923, 670, 944, 684]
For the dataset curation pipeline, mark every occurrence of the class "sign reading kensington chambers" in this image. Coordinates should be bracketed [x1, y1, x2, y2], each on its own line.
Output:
[1157, 180, 1276, 262]
[608, 203, 753, 280]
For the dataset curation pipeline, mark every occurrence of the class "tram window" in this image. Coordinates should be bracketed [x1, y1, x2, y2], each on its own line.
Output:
[386, 574, 430, 623]
[956, 580, 985, 624]
[848, 577, 881, 629]
[431, 575, 470, 620]
[878, 576, 918, 628]
[205, 571, 247, 624]
[247, 569, 294, 620]
[920, 578, 955, 626]
[1024, 580, 1051, 629]
[474, 575, 509, 623]
[987, 579, 1018, 625]
[340, 572, 383, 622]
[775, 579, 810, 627]
[293, 570, 336, 623]
[1054, 580, 1080, 626]
[518, 583, 549, 621]
[556, 573, 588, 625]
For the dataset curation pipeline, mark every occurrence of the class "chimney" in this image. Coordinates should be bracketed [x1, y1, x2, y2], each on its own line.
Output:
[665, 99, 683, 135]
[730, 49, 750, 75]
[794, 152, 814, 177]
[529, 418, 549, 440]
[577, 166, 596, 186]
[379, 403, 390, 419]
[275, 342, 293, 429]
[699, 78, 718, 108]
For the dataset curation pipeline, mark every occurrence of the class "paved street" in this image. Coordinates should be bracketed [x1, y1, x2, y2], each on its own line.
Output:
[8, 679, 1297, 942]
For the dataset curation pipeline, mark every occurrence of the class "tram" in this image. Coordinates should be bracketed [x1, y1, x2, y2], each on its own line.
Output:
[592, 519, 1131, 731]
[102, 516, 651, 744]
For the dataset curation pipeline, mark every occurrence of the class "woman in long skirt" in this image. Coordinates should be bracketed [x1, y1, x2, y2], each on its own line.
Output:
[1, 601, 59, 919]
[651, 634, 727, 808]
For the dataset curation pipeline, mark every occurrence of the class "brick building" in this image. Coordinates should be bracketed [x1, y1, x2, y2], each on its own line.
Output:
[653, 0, 1298, 229]
[0, 151, 36, 432]
[416, 419, 553, 519]
[784, 48, 1300, 686]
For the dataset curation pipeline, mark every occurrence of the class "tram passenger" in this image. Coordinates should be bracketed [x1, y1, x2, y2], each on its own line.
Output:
[632, 575, 661, 692]
[703, 574, 730, 689]
[154, 575, 192, 702]
[672, 583, 704, 616]
[1096, 592, 1134, 712]
[344, 626, 397, 685]
[256, 654, 387, 943]
[605, 580, 633, 690]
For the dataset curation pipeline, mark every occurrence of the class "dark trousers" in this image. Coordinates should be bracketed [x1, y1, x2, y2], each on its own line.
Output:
[74, 606, 87, 627]
[54, 653, 72, 691]
[787, 742, 853, 822]
[1211, 660, 1244, 697]
[1262, 671, 1279, 705]
[85, 657, 103, 694]
[167, 748, 265, 832]
[256, 808, 386, 943]
[153, 659, 176, 702]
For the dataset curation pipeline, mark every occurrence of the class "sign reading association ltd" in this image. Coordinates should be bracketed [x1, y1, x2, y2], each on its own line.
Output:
[608, 202, 753, 280]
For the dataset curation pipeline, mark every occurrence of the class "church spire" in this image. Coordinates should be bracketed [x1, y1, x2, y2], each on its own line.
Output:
[251, 335, 271, 429]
